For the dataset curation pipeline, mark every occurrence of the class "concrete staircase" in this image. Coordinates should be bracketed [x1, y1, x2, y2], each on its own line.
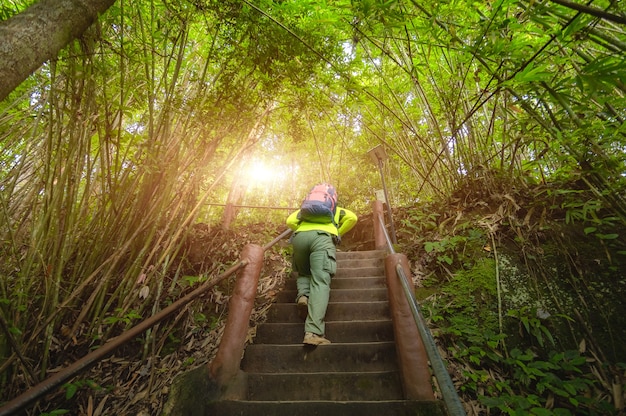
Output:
[206, 250, 447, 415]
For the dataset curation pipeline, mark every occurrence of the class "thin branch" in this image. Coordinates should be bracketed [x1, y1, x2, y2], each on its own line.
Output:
[549, 0, 626, 25]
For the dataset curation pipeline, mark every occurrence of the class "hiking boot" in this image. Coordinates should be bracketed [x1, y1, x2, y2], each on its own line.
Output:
[303, 332, 331, 346]
[297, 295, 308, 320]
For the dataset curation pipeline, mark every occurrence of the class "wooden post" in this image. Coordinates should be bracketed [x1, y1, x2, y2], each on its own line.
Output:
[209, 244, 263, 387]
[373, 200, 387, 251]
[385, 253, 435, 400]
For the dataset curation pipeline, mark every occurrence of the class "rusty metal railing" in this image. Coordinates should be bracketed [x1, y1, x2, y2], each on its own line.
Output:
[0, 228, 292, 416]
[373, 200, 466, 416]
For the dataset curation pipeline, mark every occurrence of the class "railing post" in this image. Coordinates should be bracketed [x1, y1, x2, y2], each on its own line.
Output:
[163, 235, 290, 415]
[384, 253, 435, 401]
[373, 200, 387, 251]
[209, 243, 264, 389]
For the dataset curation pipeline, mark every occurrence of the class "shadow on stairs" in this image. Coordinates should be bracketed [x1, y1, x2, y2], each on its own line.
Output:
[205, 249, 447, 416]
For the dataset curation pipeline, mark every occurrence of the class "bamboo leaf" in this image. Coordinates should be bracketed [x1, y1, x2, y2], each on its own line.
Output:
[512, 63, 553, 84]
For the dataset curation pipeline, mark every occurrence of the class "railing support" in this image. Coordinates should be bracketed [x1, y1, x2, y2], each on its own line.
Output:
[385, 253, 434, 400]
[163, 243, 269, 414]
[373, 201, 467, 415]
[209, 243, 264, 389]
[373, 200, 388, 250]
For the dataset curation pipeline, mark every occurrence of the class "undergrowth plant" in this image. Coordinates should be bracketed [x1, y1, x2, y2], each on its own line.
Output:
[425, 295, 620, 415]
[406, 197, 624, 415]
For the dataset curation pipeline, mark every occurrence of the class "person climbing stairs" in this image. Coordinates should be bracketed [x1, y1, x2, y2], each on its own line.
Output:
[205, 249, 447, 415]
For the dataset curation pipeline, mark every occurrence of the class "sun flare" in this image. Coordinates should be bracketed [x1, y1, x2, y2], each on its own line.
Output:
[246, 160, 277, 185]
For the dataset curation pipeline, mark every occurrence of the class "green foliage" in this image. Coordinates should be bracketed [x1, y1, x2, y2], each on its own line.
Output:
[475, 344, 605, 415]
[400, 210, 439, 234]
[61, 379, 101, 400]
[507, 307, 557, 349]
[443, 310, 614, 415]
[2, 0, 626, 412]
[413, 198, 624, 414]
[424, 240, 454, 265]
[182, 275, 207, 287]
[423, 230, 487, 268]
[445, 258, 498, 326]
[102, 309, 142, 326]
[39, 410, 70, 416]
[193, 312, 207, 324]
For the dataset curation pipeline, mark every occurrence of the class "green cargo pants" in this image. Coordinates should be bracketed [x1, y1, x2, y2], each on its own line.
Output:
[291, 230, 337, 336]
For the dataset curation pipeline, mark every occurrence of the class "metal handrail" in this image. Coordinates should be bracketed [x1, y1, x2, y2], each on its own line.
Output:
[263, 228, 292, 251]
[0, 228, 293, 416]
[377, 212, 466, 416]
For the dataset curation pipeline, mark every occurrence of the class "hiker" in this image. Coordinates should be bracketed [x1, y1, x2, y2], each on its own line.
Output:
[286, 183, 358, 346]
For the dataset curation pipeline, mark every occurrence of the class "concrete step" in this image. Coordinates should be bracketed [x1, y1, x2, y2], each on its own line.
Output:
[265, 301, 390, 323]
[276, 287, 389, 303]
[241, 342, 398, 373]
[246, 371, 404, 401]
[253, 320, 394, 344]
[337, 276, 386, 289]
[281, 275, 386, 289]
[202, 249, 445, 416]
[336, 250, 385, 260]
[336, 257, 384, 269]
[334, 266, 384, 278]
[206, 400, 447, 416]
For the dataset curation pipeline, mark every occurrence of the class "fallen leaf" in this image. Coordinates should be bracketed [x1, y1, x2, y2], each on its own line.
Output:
[139, 285, 150, 299]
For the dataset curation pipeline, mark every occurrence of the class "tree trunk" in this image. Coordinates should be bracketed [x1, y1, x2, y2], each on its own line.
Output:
[0, 0, 117, 102]
[222, 161, 249, 231]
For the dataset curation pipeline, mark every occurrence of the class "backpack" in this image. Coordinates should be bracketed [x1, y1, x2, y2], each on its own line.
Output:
[298, 184, 338, 224]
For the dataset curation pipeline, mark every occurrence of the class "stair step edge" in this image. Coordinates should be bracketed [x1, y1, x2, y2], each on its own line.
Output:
[207, 399, 448, 416]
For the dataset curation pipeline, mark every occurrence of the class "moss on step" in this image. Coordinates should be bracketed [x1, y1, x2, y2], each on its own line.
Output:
[161, 366, 247, 416]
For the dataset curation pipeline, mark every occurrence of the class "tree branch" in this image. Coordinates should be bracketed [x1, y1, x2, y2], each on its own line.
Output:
[549, 0, 626, 25]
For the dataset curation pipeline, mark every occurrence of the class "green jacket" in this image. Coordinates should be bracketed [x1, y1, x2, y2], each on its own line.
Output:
[286, 207, 358, 237]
